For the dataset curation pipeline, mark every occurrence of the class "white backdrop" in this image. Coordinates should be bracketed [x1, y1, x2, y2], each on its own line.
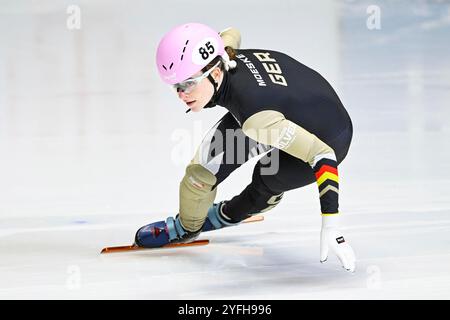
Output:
[0, 0, 340, 219]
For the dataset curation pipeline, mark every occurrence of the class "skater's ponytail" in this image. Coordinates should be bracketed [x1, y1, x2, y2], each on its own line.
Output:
[225, 46, 237, 61]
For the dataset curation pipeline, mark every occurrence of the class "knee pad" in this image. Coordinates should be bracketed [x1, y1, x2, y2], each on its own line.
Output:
[179, 163, 217, 232]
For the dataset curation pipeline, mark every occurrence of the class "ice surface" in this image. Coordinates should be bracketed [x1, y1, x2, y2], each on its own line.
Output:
[0, 0, 449, 299]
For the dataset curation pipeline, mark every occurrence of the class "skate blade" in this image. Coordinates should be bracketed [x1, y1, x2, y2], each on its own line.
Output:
[242, 215, 264, 223]
[100, 239, 210, 254]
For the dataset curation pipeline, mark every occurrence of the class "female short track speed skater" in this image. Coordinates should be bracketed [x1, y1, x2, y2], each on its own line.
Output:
[135, 23, 356, 272]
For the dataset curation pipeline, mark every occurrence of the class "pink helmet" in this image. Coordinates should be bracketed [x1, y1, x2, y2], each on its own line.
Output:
[156, 23, 226, 85]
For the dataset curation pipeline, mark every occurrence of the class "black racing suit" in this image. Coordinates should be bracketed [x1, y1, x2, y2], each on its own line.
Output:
[197, 49, 353, 223]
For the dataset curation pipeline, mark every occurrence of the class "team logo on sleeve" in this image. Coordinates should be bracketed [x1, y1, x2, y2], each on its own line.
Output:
[277, 122, 297, 149]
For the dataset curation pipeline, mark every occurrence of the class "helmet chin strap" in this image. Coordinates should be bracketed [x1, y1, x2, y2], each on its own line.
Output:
[185, 73, 219, 113]
[205, 73, 219, 108]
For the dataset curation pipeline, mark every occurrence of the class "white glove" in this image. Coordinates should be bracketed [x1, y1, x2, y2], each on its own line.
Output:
[320, 214, 356, 272]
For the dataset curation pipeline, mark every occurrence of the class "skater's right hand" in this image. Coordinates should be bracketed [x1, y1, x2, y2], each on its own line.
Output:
[320, 214, 356, 273]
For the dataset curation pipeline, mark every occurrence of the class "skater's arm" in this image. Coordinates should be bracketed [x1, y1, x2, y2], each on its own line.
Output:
[242, 110, 339, 215]
[219, 27, 241, 49]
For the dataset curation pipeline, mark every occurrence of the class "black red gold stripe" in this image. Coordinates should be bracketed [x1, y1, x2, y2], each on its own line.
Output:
[313, 156, 339, 214]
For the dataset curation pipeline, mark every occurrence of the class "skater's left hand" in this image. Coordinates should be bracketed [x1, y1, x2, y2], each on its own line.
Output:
[320, 214, 356, 273]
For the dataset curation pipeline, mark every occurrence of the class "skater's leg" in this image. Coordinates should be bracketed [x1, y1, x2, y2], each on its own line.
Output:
[222, 125, 353, 222]
[178, 112, 269, 232]
[135, 112, 268, 247]
[220, 150, 313, 223]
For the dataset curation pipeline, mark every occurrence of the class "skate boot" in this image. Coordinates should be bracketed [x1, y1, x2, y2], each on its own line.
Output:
[201, 201, 241, 232]
[134, 216, 200, 248]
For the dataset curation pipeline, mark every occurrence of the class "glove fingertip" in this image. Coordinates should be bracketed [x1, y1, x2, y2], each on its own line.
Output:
[320, 247, 329, 262]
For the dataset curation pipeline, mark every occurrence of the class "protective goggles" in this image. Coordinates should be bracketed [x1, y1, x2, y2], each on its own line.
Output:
[173, 61, 221, 94]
